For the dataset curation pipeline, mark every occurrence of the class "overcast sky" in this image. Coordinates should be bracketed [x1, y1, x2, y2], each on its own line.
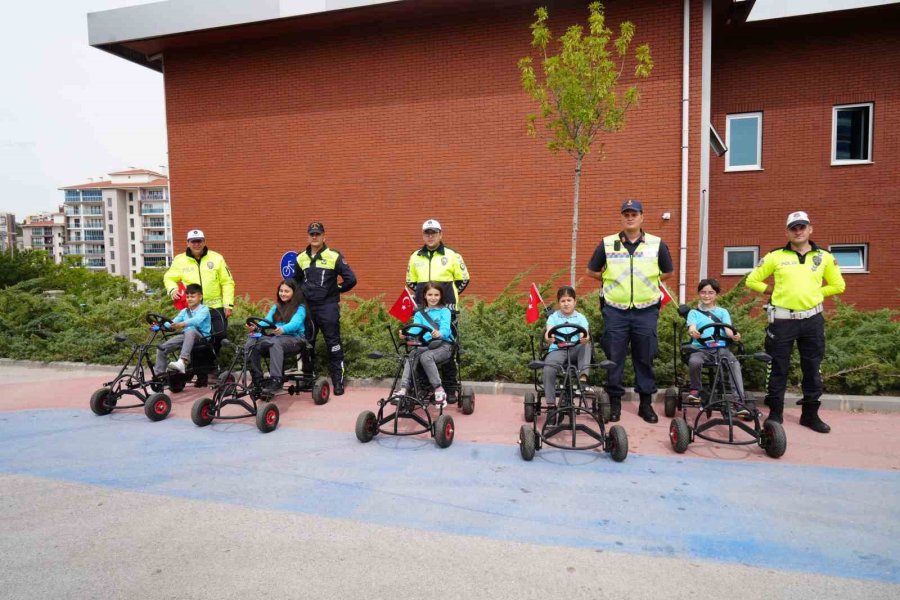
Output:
[0, 1, 166, 217]
[1, 0, 893, 219]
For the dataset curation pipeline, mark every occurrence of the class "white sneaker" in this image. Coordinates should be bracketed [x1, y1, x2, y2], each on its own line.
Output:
[434, 389, 447, 408]
[167, 358, 186, 373]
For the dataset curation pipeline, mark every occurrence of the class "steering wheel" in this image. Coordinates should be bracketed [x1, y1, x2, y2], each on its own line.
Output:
[697, 322, 738, 341]
[145, 313, 173, 327]
[400, 323, 430, 346]
[547, 324, 588, 348]
[246, 316, 276, 335]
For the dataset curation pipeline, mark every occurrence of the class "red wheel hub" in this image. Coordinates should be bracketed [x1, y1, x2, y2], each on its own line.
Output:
[321, 384, 330, 400]
[266, 409, 277, 426]
[444, 421, 454, 439]
[669, 423, 678, 445]
[201, 405, 210, 421]
[154, 400, 167, 414]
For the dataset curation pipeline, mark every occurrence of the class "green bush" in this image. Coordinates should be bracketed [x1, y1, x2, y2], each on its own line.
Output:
[0, 254, 896, 394]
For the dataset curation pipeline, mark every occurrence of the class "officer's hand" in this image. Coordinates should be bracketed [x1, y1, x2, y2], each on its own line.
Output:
[225, 308, 233, 318]
[170, 288, 183, 300]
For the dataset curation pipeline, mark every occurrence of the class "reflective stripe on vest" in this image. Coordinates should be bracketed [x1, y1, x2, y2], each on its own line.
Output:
[601, 233, 662, 310]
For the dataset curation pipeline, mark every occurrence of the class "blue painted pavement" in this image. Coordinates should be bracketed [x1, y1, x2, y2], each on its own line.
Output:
[1, 409, 898, 582]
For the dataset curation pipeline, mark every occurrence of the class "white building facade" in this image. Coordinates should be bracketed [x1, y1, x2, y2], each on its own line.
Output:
[21, 212, 66, 262]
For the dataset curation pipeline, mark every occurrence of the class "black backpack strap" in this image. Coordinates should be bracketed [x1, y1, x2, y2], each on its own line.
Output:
[415, 307, 440, 331]
[698, 309, 723, 324]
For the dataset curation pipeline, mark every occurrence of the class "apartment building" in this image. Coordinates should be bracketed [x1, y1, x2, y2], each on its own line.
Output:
[60, 169, 172, 279]
[0, 213, 16, 252]
[20, 212, 66, 263]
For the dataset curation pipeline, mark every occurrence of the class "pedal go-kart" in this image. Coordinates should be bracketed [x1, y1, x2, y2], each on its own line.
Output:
[665, 309, 785, 459]
[89, 312, 222, 422]
[355, 324, 460, 448]
[190, 317, 325, 433]
[519, 324, 627, 462]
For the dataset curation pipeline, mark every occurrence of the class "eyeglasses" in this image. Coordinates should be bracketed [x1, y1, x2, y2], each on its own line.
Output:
[699, 290, 717, 295]
[789, 224, 808, 232]
[423, 230, 440, 235]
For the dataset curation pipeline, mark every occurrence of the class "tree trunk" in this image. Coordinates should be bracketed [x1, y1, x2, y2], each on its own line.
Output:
[570, 157, 583, 286]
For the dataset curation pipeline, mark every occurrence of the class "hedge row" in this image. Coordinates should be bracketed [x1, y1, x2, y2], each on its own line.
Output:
[1, 251, 897, 394]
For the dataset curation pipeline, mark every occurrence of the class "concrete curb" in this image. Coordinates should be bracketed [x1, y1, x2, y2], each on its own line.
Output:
[2, 358, 899, 413]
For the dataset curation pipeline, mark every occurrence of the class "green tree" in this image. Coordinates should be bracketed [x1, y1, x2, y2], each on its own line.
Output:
[519, 2, 653, 284]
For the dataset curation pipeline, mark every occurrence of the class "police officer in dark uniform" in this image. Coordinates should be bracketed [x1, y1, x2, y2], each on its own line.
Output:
[293, 221, 357, 395]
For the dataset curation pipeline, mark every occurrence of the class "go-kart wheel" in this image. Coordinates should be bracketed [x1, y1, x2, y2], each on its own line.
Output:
[434, 414, 455, 448]
[607, 425, 629, 462]
[664, 387, 679, 418]
[761, 420, 787, 459]
[312, 376, 331, 405]
[460, 386, 475, 415]
[355, 410, 378, 443]
[669, 417, 691, 453]
[89, 387, 116, 416]
[256, 401, 280, 433]
[168, 373, 187, 394]
[144, 392, 172, 422]
[523, 391, 536, 423]
[597, 390, 611, 424]
[519, 424, 536, 461]
[191, 397, 215, 427]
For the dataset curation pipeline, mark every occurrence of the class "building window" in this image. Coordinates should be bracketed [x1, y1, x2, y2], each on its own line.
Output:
[723, 246, 758, 275]
[128, 192, 134, 201]
[832, 103, 873, 165]
[107, 198, 112, 207]
[829, 244, 868, 273]
[110, 251, 115, 259]
[111, 264, 115, 274]
[109, 237, 114, 247]
[130, 232, 134, 241]
[108, 211, 113, 220]
[132, 257, 136, 267]
[129, 205, 134, 215]
[725, 112, 762, 171]
[130, 218, 134, 227]
[108, 224, 113, 233]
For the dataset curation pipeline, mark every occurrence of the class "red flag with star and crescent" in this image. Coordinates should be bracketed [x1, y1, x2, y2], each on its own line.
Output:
[525, 283, 543, 324]
[388, 288, 417, 322]
[172, 281, 188, 310]
[660, 283, 673, 308]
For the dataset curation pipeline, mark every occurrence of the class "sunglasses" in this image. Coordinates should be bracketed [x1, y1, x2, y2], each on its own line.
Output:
[789, 224, 808, 232]
[423, 230, 440, 235]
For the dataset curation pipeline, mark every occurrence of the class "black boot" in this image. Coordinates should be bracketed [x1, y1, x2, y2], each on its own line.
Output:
[333, 376, 345, 396]
[609, 397, 622, 422]
[799, 401, 831, 434]
[638, 394, 658, 424]
[765, 398, 784, 424]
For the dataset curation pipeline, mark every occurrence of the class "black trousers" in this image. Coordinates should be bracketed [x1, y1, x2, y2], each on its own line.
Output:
[307, 302, 345, 384]
[600, 304, 659, 403]
[764, 313, 826, 412]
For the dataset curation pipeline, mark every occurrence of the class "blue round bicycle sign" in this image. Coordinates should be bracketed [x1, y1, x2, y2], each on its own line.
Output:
[280, 251, 299, 279]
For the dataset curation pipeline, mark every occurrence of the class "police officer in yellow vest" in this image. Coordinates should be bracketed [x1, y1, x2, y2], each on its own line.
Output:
[746, 211, 845, 433]
[293, 221, 357, 396]
[586, 200, 674, 423]
[406, 219, 470, 311]
[164, 229, 235, 386]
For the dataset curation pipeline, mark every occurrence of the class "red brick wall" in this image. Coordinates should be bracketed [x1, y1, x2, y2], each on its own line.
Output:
[710, 5, 900, 310]
[163, 0, 702, 305]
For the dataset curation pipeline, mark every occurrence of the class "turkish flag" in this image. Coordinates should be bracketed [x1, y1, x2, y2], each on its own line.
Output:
[525, 283, 543, 324]
[388, 288, 416, 322]
[660, 283, 673, 308]
[173, 281, 188, 310]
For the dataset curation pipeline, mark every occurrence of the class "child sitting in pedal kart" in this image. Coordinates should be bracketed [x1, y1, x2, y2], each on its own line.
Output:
[542, 286, 592, 406]
[396, 281, 454, 407]
[685, 278, 749, 410]
[245, 279, 308, 393]
[154, 283, 211, 375]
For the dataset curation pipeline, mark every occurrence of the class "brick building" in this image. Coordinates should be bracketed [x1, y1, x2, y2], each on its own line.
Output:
[88, 0, 899, 310]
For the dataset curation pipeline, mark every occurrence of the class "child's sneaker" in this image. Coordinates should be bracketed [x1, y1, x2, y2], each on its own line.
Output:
[434, 388, 448, 408]
[167, 358, 186, 374]
[686, 390, 701, 404]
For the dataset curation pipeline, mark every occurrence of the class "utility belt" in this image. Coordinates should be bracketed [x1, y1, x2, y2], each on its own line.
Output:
[766, 303, 823, 323]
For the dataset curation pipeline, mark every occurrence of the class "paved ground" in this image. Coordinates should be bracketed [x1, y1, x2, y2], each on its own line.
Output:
[1, 363, 898, 599]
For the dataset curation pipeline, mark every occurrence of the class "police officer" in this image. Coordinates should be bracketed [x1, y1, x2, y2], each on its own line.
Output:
[745, 211, 845, 433]
[586, 200, 674, 423]
[293, 221, 357, 396]
[164, 229, 235, 386]
[406, 219, 470, 310]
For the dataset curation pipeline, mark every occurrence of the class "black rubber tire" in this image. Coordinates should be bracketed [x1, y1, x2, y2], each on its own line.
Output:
[434, 414, 455, 448]
[168, 374, 187, 394]
[89, 387, 116, 416]
[460, 386, 475, 415]
[762, 420, 787, 459]
[191, 397, 215, 427]
[355, 410, 377, 443]
[312, 376, 331, 405]
[669, 417, 691, 453]
[144, 392, 171, 422]
[524, 391, 536, 423]
[256, 401, 280, 433]
[608, 425, 628, 462]
[597, 390, 611, 424]
[519, 424, 536, 461]
[664, 387, 679, 418]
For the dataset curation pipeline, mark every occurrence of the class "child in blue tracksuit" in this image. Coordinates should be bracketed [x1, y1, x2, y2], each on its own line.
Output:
[245, 279, 307, 392]
[685, 278, 747, 407]
[543, 286, 592, 405]
[396, 281, 454, 407]
[155, 283, 211, 375]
